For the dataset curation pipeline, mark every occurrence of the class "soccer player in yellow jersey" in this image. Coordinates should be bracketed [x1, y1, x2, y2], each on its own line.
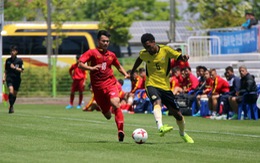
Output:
[130, 33, 194, 143]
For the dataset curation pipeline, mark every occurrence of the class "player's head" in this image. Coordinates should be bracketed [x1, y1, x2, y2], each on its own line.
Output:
[225, 66, 234, 78]
[138, 67, 146, 77]
[141, 33, 158, 55]
[97, 30, 111, 51]
[118, 79, 124, 86]
[175, 48, 182, 52]
[10, 45, 18, 56]
[239, 65, 248, 77]
[209, 68, 217, 80]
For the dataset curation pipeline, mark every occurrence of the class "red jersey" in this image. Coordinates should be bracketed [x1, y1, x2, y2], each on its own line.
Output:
[204, 78, 214, 94]
[79, 48, 120, 89]
[212, 76, 230, 94]
[170, 59, 190, 69]
[186, 73, 199, 92]
[140, 76, 146, 89]
[170, 76, 179, 91]
[131, 75, 143, 93]
[69, 63, 86, 80]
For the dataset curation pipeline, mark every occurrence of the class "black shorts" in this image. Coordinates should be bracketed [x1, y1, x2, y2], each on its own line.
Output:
[146, 86, 179, 111]
[6, 77, 21, 91]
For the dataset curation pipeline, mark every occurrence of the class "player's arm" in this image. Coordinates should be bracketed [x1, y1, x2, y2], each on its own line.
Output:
[78, 61, 101, 71]
[177, 54, 189, 62]
[69, 65, 74, 78]
[130, 57, 143, 80]
[115, 65, 129, 79]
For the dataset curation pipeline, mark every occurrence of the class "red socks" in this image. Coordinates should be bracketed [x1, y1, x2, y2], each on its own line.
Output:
[70, 93, 75, 105]
[114, 108, 124, 132]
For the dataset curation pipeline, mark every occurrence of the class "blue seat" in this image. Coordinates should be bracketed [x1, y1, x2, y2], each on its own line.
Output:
[238, 92, 258, 120]
[200, 98, 210, 116]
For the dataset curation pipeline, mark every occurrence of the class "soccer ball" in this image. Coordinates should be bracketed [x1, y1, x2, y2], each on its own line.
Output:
[132, 128, 148, 144]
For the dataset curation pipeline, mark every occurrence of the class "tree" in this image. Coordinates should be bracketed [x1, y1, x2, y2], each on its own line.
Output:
[98, 2, 132, 46]
[4, 0, 29, 21]
[83, 0, 171, 21]
[186, 0, 255, 28]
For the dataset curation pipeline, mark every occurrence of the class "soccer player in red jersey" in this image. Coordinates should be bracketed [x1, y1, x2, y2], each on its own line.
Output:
[78, 30, 129, 142]
[130, 70, 144, 93]
[181, 67, 199, 93]
[170, 48, 190, 69]
[66, 54, 87, 109]
[138, 67, 146, 89]
[208, 69, 230, 119]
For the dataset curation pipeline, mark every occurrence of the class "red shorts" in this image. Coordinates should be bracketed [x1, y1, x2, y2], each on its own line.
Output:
[93, 85, 119, 114]
[71, 79, 85, 92]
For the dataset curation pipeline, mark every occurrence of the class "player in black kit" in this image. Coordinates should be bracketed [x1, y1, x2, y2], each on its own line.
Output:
[3, 46, 24, 113]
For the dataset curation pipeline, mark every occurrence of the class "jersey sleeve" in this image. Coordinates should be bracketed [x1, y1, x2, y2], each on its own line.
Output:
[165, 46, 181, 60]
[79, 50, 92, 63]
[112, 53, 120, 67]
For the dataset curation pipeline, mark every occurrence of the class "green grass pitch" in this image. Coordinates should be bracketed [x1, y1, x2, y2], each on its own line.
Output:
[0, 104, 260, 163]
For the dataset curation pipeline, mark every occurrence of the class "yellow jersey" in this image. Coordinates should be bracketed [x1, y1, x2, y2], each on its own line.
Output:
[139, 45, 181, 91]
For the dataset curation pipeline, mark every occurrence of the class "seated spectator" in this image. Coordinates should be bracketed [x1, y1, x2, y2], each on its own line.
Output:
[194, 69, 214, 116]
[130, 70, 144, 93]
[181, 67, 199, 93]
[120, 98, 132, 113]
[229, 65, 258, 120]
[242, 12, 258, 29]
[170, 48, 190, 69]
[124, 70, 144, 112]
[208, 69, 230, 119]
[215, 66, 240, 120]
[170, 66, 184, 95]
[138, 67, 146, 89]
[196, 65, 207, 91]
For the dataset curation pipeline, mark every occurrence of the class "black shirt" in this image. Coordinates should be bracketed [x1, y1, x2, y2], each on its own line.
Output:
[5, 57, 24, 79]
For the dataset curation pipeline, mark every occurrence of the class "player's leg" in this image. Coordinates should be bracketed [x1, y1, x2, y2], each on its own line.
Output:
[66, 81, 76, 109]
[146, 86, 173, 136]
[109, 86, 125, 142]
[6, 78, 16, 113]
[77, 79, 85, 109]
[162, 90, 194, 143]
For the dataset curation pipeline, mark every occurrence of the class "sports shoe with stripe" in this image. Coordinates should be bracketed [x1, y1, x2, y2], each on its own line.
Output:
[180, 133, 194, 143]
[159, 124, 173, 137]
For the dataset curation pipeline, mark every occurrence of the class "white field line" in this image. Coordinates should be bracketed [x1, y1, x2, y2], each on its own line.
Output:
[14, 113, 260, 138]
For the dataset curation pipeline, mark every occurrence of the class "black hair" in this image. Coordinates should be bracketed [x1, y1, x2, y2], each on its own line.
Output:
[175, 48, 182, 52]
[10, 45, 18, 51]
[141, 33, 155, 44]
[199, 66, 207, 71]
[172, 66, 180, 73]
[225, 66, 233, 72]
[76, 54, 81, 59]
[97, 30, 111, 40]
[118, 79, 124, 86]
[139, 67, 145, 73]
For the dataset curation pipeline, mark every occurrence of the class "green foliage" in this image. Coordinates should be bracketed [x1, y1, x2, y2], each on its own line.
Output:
[1, 105, 260, 163]
[186, 0, 255, 28]
[83, 0, 171, 21]
[98, 2, 133, 46]
[4, 0, 29, 21]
